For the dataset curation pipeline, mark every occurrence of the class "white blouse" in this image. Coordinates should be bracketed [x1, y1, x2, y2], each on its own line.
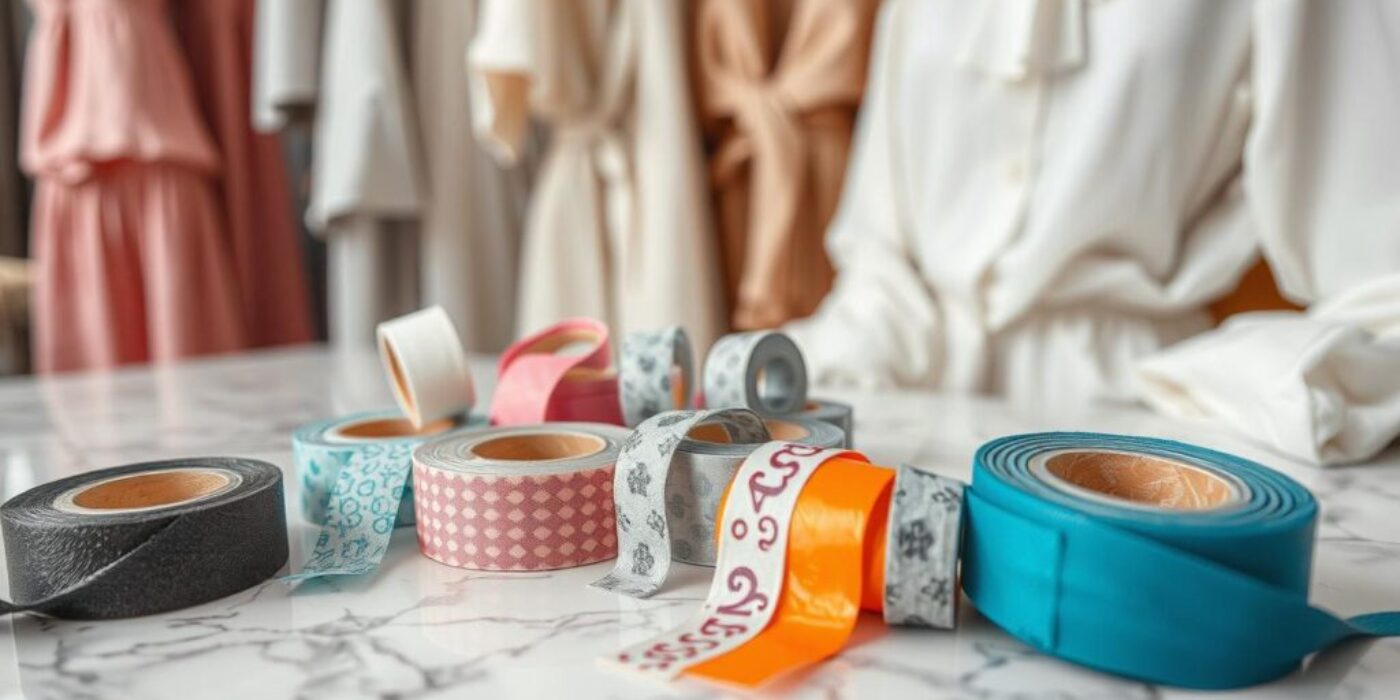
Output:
[788, 0, 1400, 464]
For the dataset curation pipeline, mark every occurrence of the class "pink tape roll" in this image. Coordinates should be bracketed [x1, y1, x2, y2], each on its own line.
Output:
[489, 318, 624, 426]
[412, 423, 626, 571]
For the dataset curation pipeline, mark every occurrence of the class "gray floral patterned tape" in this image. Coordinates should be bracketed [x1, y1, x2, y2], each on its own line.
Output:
[702, 331, 808, 416]
[590, 408, 769, 598]
[800, 399, 854, 448]
[884, 464, 966, 629]
[619, 326, 694, 427]
[667, 415, 844, 566]
[285, 411, 475, 583]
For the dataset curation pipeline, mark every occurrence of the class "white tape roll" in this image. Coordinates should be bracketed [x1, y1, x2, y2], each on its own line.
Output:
[378, 306, 476, 429]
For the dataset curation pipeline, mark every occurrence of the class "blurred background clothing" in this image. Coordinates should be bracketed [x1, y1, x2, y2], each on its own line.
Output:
[21, 0, 247, 372]
[0, 0, 1395, 466]
[694, 0, 877, 331]
[470, 0, 725, 354]
[786, 0, 1400, 463]
[176, 0, 315, 349]
[253, 0, 531, 353]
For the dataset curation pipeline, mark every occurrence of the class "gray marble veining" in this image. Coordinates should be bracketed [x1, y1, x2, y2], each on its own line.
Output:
[0, 346, 1396, 699]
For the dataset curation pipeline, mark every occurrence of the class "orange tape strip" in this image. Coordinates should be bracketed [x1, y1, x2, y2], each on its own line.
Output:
[689, 458, 893, 687]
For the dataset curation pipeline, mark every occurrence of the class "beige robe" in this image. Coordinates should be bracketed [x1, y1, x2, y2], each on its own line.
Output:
[470, 0, 725, 353]
[252, 0, 530, 352]
[694, 0, 877, 330]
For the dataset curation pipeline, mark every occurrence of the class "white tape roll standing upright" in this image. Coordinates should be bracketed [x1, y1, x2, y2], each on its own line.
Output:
[378, 306, 476, 429]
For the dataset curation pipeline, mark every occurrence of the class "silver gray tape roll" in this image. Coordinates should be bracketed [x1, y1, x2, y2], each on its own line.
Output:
[798, 398, 854, 448]
[591, 409, 771, 598]
[702, 331, 808, 415]
[0, 458, 288, 619]
[669, 416, 845, 566]
[884, 464, 965, 629]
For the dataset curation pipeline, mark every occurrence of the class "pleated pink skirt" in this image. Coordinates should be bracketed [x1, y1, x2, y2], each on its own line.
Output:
[31, 162, 247, 373]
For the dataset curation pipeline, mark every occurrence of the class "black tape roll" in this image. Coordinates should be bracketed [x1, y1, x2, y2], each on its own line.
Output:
[0, 458, 288, 619]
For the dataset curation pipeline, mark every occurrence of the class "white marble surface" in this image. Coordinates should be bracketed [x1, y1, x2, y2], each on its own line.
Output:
[0, 346, 1397, 700]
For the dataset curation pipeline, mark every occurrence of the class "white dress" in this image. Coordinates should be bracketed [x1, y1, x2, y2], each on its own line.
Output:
[252, 0, 530, 352]
[787, 0, 1400, 464]
[469, 0, 726, 354]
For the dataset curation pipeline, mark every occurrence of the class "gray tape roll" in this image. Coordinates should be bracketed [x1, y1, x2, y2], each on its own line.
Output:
[884, 464, 965, 629]
[798, 399, 854, 448]
[0, 458, 288, 619]
[287, 410, 480, 583]
[702, 331, 808, 415]
[619, 326, 695, 427]
[591, 409, 771, 598]
[668, 416, 844, 566]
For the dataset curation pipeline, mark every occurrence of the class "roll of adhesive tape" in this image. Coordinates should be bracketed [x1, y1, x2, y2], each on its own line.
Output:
[413, 423, 628, 571]
[964, 432, 1400, 688]
[619, 326, 694, 427]
[884, 465, 963, 629]
[377, 306, 476, 429]
[287, 411, 477, 582]
[797, 399, 854, 447]
[665, 416, 846, 568]
[490, 318, 623, 426]
[702, 331, 807, 416]
[591, 409, 771, 598]
[0, 458, 288, 619]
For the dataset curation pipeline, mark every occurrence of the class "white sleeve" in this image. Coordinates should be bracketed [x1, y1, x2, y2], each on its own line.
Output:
[1137, 0, 1400, 465]
[466, 0, 536, 164]
[784, 0, 941, 390]
[252, 0, 323, 132]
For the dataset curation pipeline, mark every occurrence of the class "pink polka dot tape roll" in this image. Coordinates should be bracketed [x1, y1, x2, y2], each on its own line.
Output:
[412, 423, 627, 571]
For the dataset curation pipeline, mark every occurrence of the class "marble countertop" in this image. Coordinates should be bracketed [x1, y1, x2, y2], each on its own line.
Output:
[0, 346, 1397, 700]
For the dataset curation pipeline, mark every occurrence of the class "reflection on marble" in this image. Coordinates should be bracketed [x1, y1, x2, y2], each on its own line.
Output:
[0, 346, 1397, 699]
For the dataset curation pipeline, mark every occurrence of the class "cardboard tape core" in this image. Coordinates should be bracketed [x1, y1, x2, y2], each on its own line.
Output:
[688, 418, 810, 444]
[471, 432, 607, 462]
[57, 468, 240, 514]
[331, 416, 455, 441]
[1042, 450, 1238, 511]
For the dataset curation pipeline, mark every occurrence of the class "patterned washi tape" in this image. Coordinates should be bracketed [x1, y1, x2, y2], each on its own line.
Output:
[619, 326, 694, 427]
[607, 444, 854, 678]
[590, 409, 770, 598]
[286, 412, 474, 583]
[413, 423, 628, 571]
[702, 331, 808, 415]
[883, 465, 965, 629]
[668, 415, 844, 566]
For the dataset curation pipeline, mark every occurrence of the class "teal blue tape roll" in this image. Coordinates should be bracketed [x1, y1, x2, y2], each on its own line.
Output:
[963, 432, 1400, 689]
[287, 411, 481, 582]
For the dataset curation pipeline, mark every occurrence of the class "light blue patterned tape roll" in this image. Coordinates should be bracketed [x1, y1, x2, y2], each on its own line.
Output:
[285, 410, 481, 582]
[964, 432, 1400, 689]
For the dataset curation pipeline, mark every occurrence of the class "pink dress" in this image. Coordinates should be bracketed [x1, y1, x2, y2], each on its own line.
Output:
[21, 0, 247, 372]
[176, 0, 314, 348]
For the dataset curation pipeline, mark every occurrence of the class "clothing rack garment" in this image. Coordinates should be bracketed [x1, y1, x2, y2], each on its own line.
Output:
[693, 0, 877, 330]
[176, 0, 315, 349]
[253, 0, 532, 353]
[21, 0, 247, 372]
[470, 0, 726, 354]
